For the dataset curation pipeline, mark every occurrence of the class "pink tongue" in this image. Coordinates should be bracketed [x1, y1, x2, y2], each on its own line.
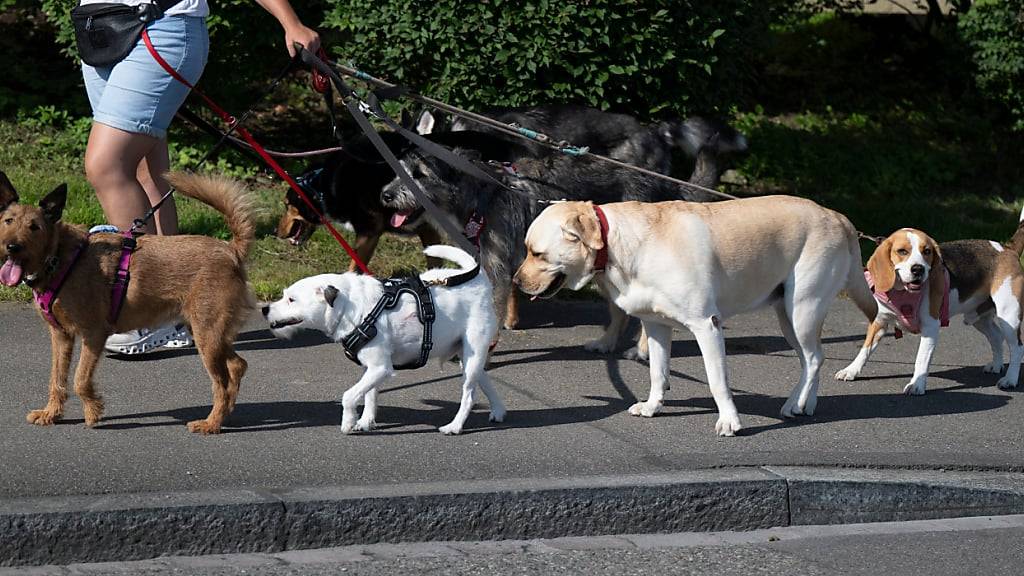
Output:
[0, 259, 23, 286]
[390, 211, 410, 228]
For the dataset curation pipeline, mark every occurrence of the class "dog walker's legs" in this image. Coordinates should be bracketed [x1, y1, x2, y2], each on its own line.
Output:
[972, 315, 1005, 374]
[355, 388, 378, 432]
[904, 316, 939, 396]
[341, 365, 392, 434]
[834, 320, 886, 383]
[628, 320, 672, 420]
[27, 328, 74, 426]
[686, 316, 743, 437]
[72, 333, 107, 427]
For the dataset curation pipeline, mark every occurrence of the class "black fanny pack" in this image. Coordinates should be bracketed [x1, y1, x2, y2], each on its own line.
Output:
[71, 0, 182, 67]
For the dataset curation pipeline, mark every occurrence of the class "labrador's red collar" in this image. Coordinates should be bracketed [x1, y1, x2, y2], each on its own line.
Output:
[593, 205, 609, 272]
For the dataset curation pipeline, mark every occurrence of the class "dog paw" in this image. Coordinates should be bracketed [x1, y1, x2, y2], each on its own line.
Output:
[997, 375, 1019, 390]
[186, 419, 221, 434]
[983, 361, 1004, 374]
[799, 396, 817, 416]
[584, 338, 616, 354]
[780, 401, 801, 419]
[903, 381, 927, 396]
[622, 346, 649, 362]
[438, 423, 463, 435]
[628, 401, 661, 418]
[354, 419, 376, 432]
[340, 420, 358, 434]
[834, 367, 859, 381]
[489, 408, 506, 423]
[715, 414, 743, 437]
[26, 409, 61, 426]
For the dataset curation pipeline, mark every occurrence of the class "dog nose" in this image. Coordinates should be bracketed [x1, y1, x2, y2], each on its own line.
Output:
[381, 190, 395, 204]
[5, 243, 22, 255]
[911, 264, 925, 277]
[261, 305, 270, 317]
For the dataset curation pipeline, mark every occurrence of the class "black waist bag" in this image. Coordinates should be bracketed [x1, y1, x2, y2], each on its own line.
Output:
[71, 1, 181, 67]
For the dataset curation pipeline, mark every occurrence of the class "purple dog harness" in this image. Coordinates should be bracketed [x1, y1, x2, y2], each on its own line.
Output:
[865, 268, 950, 339]
[33, 231, 136, 331]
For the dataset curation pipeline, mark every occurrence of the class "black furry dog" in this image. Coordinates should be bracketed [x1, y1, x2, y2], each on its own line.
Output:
[275, 130, 532, 271]
[383, 106, 748, 328]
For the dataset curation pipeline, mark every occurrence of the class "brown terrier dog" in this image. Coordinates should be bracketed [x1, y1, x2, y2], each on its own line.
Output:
[0, 171, 255, 434]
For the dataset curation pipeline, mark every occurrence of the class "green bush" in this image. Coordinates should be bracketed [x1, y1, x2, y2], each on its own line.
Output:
[322, 0, 774, 118]
[959, 0, 1024, 130]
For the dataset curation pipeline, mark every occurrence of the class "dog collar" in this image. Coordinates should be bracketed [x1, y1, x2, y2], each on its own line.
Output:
[593, 205, 609, 272]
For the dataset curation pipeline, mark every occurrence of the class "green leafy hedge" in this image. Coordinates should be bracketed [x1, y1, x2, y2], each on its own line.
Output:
[321, 0, 773, 118]
[959, 0, 1024, 130]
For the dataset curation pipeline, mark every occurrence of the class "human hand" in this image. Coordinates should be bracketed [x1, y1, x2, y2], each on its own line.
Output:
[284, 23, 320, 57]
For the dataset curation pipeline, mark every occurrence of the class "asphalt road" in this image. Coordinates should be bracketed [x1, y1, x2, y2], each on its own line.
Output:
[4, 515, 1023, 575]
[1, 296, 1022, 499]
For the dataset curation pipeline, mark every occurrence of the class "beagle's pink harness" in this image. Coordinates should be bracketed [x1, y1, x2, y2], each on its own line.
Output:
[864, 268, 950, 338]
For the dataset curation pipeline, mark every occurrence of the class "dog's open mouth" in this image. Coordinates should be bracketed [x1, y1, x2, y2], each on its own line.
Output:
[270, 317, 303, 330]
[0, 257, 23, 286]
[531, 273, 566, 300]
[905, 279, 924, 292]
[282, 219, 314, 246]
[389, 207, 424, 230]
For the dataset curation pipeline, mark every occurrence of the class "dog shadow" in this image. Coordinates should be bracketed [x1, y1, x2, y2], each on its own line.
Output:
[105, 329, 332, 361]
[93, 400, 340, 432]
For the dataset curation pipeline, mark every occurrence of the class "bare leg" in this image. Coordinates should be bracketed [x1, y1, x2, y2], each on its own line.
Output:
[84, 123, 161, 234]
[136, 139, 177, 235]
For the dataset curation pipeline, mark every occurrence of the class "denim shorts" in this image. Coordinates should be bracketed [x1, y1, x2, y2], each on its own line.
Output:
[82, 15, 208, 139]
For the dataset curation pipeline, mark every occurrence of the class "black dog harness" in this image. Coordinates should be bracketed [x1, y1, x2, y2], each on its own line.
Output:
[341, 265, 481, 370]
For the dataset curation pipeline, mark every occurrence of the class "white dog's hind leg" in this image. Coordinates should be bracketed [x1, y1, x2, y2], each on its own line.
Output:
[686, 316, 742, 436]
[439, 340, 489, 435]
[355, 388, 378, 432]
[993, 281, 1024, 389]
[629, 320, 671, 419]
[341, 366, 392, 433]
[972, 315, 1004, 373]
[478, 375, 506, 423]
[784, 293, 830, 416]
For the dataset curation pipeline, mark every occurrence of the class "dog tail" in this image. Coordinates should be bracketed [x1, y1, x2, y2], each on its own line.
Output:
[163, 171, 256, 258]
[422, 245, 477, 272]
[1005, 203, 1024, 257]
[843, 220, 878, 322]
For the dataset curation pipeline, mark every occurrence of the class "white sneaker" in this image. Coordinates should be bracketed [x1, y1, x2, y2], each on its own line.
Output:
[105, 323, 187, 355]
[165, 324, 193, 348]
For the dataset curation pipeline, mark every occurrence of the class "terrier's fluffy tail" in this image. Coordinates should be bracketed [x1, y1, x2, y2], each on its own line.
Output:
[163, 171, 256, 259]
[1005, 204, 1024, 257]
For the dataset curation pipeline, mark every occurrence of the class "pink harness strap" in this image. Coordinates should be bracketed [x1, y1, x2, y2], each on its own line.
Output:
[32, 232, 136, 331]
[865, 268, 950, 338]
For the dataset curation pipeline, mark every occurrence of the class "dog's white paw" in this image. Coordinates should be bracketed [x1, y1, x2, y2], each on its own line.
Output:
[834, 367, 859, 381]
[983, 361, 1005, 374]
[354, 418, 376, 432]
[340, 421, 358, 434]
[489, 408, 506, 423]
[622, 346, 649, 362]
[715, 413, 743, 437]
[628, 401, 661, 418]
[997, 375, 1019, 390]
[903, 380, 927, 396]
[780, 400, 802, 419]
[438, 423, 463, 435]
[584, 337, 616, 354]
[799, 395, 817, 416]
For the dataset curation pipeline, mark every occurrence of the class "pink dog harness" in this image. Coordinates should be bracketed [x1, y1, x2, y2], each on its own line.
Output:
[32, 231, 136, 331]
[865, 268, 950, 338]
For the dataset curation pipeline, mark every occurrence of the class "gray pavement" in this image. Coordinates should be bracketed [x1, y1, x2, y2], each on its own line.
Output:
[1, 297, 1021, 500]
[4, 514, 1024, 575]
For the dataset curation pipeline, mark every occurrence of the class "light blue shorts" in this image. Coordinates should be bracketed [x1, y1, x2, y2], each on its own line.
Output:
[82, 15, 208, 139]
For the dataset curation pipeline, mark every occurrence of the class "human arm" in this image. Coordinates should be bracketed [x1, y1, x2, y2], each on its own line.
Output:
[253, 0, 321, 57]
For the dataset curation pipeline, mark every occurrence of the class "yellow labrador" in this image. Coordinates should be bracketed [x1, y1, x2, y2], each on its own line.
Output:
[513, 197, 877, 436]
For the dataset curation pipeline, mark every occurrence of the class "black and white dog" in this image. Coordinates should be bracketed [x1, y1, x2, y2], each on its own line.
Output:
[383, 105, 749, 329]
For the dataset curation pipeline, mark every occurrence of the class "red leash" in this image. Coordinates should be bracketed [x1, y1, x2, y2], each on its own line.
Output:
[141, 30, 371, 275]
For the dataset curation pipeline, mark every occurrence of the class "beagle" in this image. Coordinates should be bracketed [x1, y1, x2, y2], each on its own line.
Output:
[836, 212, 1024, 394]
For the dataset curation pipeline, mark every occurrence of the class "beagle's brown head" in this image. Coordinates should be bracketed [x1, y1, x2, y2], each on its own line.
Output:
[514, 201, 604, 299]
[867, 228, 945, 318]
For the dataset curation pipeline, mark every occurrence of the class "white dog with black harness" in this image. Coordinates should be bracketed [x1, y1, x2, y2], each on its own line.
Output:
[263, 245, 505, 435]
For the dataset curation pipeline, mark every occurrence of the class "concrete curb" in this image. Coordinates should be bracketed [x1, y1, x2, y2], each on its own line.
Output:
[4, 466, 1024, 567]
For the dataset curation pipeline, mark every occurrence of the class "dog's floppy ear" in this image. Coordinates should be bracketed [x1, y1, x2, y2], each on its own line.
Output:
[39, 183, 67, 223]
[561, 204, 604, 252]
[0, 171, 18, 211]
[322, 284, 339, 307]
[866, 235, 896, 293]
[926, 237, 945, 320]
